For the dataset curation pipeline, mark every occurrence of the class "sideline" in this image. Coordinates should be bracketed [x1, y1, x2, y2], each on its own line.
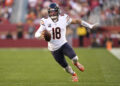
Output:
[110, 48, 120, 60]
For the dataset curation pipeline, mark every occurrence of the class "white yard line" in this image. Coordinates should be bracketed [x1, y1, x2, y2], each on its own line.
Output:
[110, 48, 120, 60]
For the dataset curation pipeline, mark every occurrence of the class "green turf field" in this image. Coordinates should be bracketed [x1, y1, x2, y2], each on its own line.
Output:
[0, 48, 120, 86]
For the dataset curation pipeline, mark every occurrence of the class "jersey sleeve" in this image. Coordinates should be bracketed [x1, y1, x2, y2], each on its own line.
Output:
[35, 19, 46, 38]
[64, 14, 72, 26]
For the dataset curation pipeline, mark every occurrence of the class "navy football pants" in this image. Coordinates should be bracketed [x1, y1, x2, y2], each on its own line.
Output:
[51, 43, 76, 68]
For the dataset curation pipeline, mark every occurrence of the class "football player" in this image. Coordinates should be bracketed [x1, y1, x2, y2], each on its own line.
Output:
[35, 3, 97, 82]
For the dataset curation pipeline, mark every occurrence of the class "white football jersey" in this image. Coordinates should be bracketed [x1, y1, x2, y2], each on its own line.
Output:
[35, 14, 72, 51]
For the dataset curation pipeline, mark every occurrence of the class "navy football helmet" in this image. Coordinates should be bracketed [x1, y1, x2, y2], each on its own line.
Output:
[48, 3, 60, 21]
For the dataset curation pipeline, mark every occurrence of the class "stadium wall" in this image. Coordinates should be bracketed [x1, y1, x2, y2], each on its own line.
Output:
[0, 24, 119, 48]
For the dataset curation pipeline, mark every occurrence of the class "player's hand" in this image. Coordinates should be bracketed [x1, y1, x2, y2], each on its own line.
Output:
[91, 23, 99, 29]
[40, 30, 51, 41]
[40, 31, 45, 39]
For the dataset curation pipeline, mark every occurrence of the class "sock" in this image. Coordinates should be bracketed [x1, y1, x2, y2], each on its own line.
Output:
[65, 65, 75, 75]
[72, 56, 78, 64]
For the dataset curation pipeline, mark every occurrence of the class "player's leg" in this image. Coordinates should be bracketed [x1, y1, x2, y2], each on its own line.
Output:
[72, 56, 84, 72]
[51, 49, 78, 82]
[65, 65, 78, 82]
[62, 43, 85, 72]
[51, 49, 75, 74]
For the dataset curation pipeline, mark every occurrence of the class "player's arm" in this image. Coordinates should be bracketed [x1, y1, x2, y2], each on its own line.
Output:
[65, 14, 98, 29]
[66, 14, 98, 29]
[71, 19, 97, 29]
[35, 20, 45, 40]
[35, 29, 44, 39]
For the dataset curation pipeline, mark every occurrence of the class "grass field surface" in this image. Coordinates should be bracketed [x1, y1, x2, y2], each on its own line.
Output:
[0, 48, 120, 86]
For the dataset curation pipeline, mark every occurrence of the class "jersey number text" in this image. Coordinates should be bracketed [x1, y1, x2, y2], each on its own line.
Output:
[52, 27, 61, 39]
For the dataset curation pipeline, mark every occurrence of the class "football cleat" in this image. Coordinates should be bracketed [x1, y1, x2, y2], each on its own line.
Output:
[73, 62, 85, 72]
[72, 73, 78, 82]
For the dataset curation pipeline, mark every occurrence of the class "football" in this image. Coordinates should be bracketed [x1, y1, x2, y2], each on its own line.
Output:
[43, 30, 51, 42]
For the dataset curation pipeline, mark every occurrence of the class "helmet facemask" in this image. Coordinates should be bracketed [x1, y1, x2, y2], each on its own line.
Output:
[48, 3, 60, 22]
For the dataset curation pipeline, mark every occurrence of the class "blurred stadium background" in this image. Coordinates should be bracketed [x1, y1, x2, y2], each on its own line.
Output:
[0, 0, 120, 48]
[0, 0, 120, 86]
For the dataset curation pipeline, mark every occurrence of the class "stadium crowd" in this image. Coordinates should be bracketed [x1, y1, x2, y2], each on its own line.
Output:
[0, 0, 120, 48]
[100, 4, 120, 26]
[27, 0, 104, 24]
[0, 0, 13, 23]
[26, 0, 120, 26]
[0, 0, 120, 26]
